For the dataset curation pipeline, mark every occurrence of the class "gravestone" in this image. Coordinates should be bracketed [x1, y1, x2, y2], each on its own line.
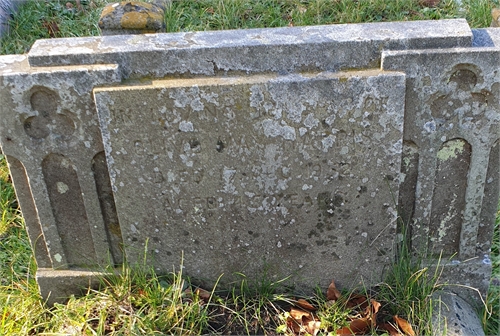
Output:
[1, 19, 498, 307]
[94, 71, 405, 287]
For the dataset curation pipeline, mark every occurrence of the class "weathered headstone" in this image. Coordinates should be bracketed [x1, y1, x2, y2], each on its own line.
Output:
[94, 71, 405, 287]
[2, 19, 498, 307]
[382, 48, 500, 298]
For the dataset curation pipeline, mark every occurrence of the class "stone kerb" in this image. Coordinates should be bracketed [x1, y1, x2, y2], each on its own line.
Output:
[0, 19, 496, 305]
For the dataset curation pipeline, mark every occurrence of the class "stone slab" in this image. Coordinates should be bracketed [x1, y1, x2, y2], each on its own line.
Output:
[27, 19, 471, 78]
[0, 55, 123, 272]
[36, 268, 106, 307]
[382, 48, 500, 298]
[94, 70, 405, 289]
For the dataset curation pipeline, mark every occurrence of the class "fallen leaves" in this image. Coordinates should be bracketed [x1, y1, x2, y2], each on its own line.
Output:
[419, 0, 440, 7]
[286, 307, 321, 336]
[394, 315, 416, 336]
[284, 279, 416, 336]
[42, 20, 60, 38]
[327, 279, 342, 301]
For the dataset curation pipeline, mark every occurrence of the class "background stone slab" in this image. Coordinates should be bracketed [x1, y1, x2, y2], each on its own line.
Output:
[94, 70, 405, 289]
[27, 19, 471, 78]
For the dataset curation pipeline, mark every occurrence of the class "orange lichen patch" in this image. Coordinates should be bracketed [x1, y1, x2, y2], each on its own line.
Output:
[121, 12, 149, 29]
[101, 5, 114, 17]
[99, 1, 165, 32]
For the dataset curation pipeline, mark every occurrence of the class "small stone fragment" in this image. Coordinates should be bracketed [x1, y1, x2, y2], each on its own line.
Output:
[98, 1, 168, 35]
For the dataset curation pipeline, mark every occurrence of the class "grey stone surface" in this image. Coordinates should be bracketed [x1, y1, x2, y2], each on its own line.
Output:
[382, 48, 500, 299]
[0, 55, 123, 271]
[432, 291, 485, 336]
[27, 19, 471, 75]
[94, 71, 405, 288]
[36, 268, 105, 307]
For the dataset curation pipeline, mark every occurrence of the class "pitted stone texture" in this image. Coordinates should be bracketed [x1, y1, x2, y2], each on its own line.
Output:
[0, 55, 124, 271]
[28, 19, 471, 75]
[432, 291, 485, 336]
[94, 70, 405, 289]
[98, 1, 166, 35]
[382, 48, 500, 298]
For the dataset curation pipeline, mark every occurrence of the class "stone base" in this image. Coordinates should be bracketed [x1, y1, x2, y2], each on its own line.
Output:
[432, 291, 485, 336]
[425, 258, 492, 308]
[36, 268, 110, 306]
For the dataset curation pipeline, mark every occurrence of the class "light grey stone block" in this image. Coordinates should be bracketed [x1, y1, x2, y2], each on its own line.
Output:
[94, 70, 406, 289]
[27, 19, 471, 77]
[0, 20, 496, 310]
[0, 55, 123, 273]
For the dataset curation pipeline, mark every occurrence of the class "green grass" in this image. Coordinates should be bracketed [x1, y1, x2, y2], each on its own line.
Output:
[164, 0, 462, 32]
[2, 0, 500, 54]
[1, 0, 500, 334]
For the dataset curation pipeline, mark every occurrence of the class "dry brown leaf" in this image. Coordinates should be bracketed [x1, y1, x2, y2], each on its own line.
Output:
[290, 307, 311, 321]
[336, 326, 354, 335]
[394, 315, 416, 336]
[296, 298, 317, 311]
[306, 319, 321, 336]
[364, 299, 381, 327]
[42, 21, 60, 38]
[194, 287, 211, 301]
[287, 316, 303, 334]
[379, 322, 403, 336]
[349, 317, 370, 335]
[346, 294, 368, 309]
[419, 0, 440, 7]
[327, 279, 342, 301]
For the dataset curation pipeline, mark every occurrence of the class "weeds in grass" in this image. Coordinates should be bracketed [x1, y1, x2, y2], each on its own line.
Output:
[2, 0, 497, 55]
[350, 218, 444, 335]
[482, 203, 500, 336]
[0, 0, 115, 54]
[462, 0, 500, 27]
